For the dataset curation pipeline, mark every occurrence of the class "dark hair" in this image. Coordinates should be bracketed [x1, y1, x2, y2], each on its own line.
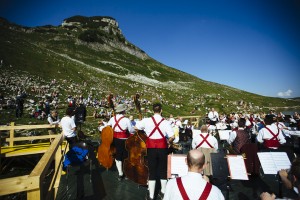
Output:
[153, 103, 162, 113]
[238, 118, 246, 127]
[264, 115, 275, 125]
[66, 107, 74, 116]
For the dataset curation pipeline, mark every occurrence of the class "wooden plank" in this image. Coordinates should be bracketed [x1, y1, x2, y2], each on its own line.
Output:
[30, 135, 64, 178]
[181, 115, 202, 118]
[9, 122, 14, 146]
[5, 134, 58, 142]
[1, 143, 50, 157]
[50, 147, 65, 199]
[0, 124, 57, 131]
[1, 136, 66, 157]
[0, 134, 66, 198]
[0, 175, 40, 196]
[27, 188, 41, 200]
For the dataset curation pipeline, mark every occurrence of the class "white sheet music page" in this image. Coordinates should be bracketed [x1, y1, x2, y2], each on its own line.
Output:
[227, 155, 249, 180]
[218, 130, 231, 140]
[171, 155, 188, 177]
[257, 152, 291, 174]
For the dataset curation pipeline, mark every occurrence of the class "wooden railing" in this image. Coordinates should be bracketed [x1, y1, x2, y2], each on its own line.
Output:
[0, 122, 67, 200]
[181, 115, 202, 128]
[0, 122, 59, 147]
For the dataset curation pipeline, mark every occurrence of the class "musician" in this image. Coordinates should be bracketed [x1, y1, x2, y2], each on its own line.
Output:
[135, 103, 174, 200]
[107, 104, 135, 181]
[164, 149, 224, 200]
[208, 108, 219, 125]
[279, 157, 300, 196]
[227, 118, 251, 154]
[205, 118, 216, 134]
[192, 125, 218, 150]
[256, 115, 286, 149]
[274, 117, 289, 135]
[261, 157, 300, 200]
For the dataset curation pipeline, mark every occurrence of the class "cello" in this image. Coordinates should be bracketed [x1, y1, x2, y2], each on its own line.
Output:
[123, 94, 149, 185]
[97, 126, 116, 169]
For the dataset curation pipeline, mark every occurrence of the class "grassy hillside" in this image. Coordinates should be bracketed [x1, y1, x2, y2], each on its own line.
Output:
[0, 16, 299, 123]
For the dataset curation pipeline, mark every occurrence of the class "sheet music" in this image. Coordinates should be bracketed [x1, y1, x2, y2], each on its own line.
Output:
[227, 155, 249, 180]
[257, 152, 291, 174]
[288, 130, 300, 137]
[218, 130, 231, 140]
[168, 154, 188, 178]
[216, 122, 227, 130]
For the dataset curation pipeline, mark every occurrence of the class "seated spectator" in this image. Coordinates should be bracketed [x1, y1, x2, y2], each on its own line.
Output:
[164, 149, 224, 200]
[47, 110, 60, 143]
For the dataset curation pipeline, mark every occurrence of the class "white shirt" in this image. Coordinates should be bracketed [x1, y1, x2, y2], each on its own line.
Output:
[47, 115, 60, 125]
[227, 128, 245, 145]
[164, 172, 224, 200]
[257, 124, 286, 145]
[175, 120, 183, 128]
[169, 118, 176, 127]
[274, 122, 291, 137]
[107, 114, 135, 138]
[135, 113, 174, 139]
[208, 111, 219, 122]
[192, 132, 218, 150]
[206, 124, 216, 134]
[60, 116, 76, 138]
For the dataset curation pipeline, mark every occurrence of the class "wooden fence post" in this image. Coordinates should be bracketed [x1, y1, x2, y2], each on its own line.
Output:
[9, 122, 14, 147]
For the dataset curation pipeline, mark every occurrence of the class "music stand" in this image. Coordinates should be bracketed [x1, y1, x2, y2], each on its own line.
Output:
[211, 152, 231, 200]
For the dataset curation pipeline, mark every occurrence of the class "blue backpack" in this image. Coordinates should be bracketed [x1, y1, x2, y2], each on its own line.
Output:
[63, 146, 89, 171]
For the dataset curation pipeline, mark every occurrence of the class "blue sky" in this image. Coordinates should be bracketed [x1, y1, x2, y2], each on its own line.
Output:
[1, 0, 300, 98]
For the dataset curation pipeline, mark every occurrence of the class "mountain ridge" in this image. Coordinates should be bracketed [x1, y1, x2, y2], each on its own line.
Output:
[0, 15, 299, 117]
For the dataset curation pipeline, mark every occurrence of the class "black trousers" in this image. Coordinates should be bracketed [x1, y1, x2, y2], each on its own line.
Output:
[113, 138, 128, 162]
[147, 148, 168, 180]
[66, 136, 77, 149]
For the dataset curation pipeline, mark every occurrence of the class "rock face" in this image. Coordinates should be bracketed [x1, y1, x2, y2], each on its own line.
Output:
[61, 16, 148, 59]
[62, 16, 121, 35]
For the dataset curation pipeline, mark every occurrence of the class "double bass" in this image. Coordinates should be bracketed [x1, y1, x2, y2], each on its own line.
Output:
[123, 94, 149, 185]
[97, 93, 116, 169]
[123, 130, 149, 185]
[97, 126, 116, 169]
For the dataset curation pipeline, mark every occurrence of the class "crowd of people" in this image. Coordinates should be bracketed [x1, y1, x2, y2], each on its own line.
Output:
[2, 82, 300, 199]
[90, 99, 300, 199]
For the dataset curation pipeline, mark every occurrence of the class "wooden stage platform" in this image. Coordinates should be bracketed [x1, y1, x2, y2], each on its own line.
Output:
[55, 140, 298, 200]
